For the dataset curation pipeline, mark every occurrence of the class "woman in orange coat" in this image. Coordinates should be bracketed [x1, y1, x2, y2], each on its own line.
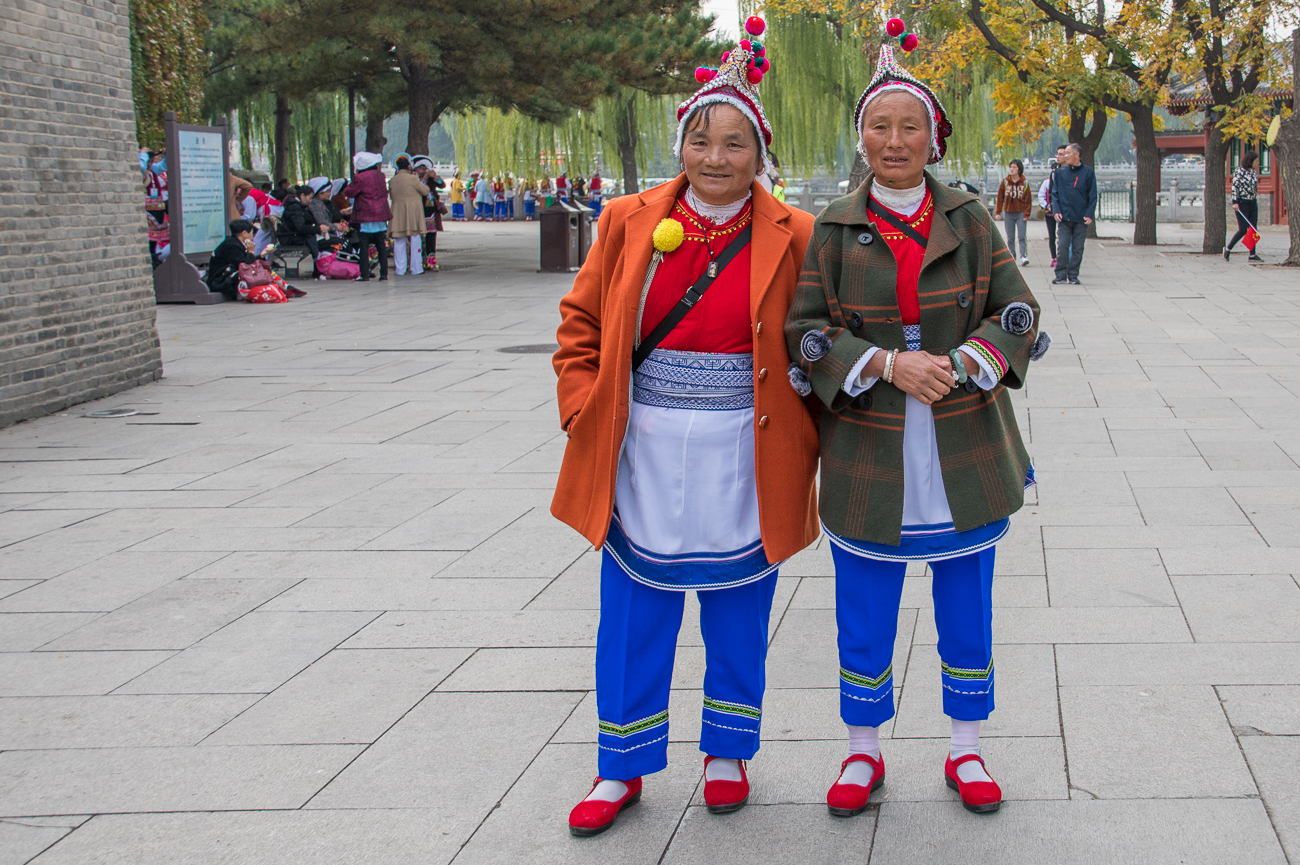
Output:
[552, 18, 819, 837]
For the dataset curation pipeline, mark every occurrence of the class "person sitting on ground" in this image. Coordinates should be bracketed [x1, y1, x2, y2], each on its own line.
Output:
[280, 185, 322, 258]
[207, 219, 274, 300]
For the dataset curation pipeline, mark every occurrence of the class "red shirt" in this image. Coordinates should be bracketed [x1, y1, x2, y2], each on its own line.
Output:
[639, 195, 753, 354]
[870, 191, 934, 326]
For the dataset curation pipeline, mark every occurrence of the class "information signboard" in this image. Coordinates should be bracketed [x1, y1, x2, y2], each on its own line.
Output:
[176, 129, 227, 256]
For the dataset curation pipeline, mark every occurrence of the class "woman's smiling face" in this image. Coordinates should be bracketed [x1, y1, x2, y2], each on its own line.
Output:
[860, 90, 931, 188]
[681, 103, 762, 205]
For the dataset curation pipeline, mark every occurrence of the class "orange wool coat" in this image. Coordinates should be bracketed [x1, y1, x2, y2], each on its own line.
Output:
[551, 174, 820, 564]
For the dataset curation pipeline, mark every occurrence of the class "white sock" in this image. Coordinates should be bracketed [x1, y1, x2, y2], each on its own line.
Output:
[584, 779, 628, 802]
[705, 757, 743, 782]
[840, 725, 880, 786]
[950, 719, 993, 784]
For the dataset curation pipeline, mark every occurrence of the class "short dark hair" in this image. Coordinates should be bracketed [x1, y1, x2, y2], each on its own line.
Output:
[1008, 158, 1025, 175]
[1055, 144, 1067, 151]
[259, 182, 272, 191]
[296, 185, 315, 196]
[1243, 150, 1259, 169]
[395, 156, 410, 170]
[229, 219, 254, 236]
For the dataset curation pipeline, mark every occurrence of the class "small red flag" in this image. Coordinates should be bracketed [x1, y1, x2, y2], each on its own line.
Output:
[1244, 226, 1261, 251]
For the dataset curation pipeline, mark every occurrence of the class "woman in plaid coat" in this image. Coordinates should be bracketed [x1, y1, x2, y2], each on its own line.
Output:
[784, 39, 1047, 817]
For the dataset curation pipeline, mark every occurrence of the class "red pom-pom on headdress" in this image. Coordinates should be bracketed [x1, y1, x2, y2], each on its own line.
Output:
[695, 66, 715, 83]
[900, 32, 919, 51]
[886, 17, 906, 36]
[745, 16, 765, 36]
[747, 68, 763, 85]
[721, 50, 730, 63]
[740, 39, 752, 51]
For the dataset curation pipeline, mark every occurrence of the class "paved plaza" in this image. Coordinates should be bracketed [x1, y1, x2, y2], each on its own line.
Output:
[1, 216, 1299, 863]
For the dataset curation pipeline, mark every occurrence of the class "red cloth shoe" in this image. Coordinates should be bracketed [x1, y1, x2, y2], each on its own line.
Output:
[945, 753, 1002, 813]
[568, 776, 642, 837]
[826, 752, 885, 817]
[703, 756, 750, 813]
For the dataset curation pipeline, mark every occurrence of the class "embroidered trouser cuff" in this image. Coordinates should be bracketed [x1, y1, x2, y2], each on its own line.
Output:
[832, 543, 997, 728]
[595, 549, 777, 780]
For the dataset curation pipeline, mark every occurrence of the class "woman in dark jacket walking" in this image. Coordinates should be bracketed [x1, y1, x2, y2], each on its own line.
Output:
[1225, 151, 1263, 262]
[343, 152, 393, 281]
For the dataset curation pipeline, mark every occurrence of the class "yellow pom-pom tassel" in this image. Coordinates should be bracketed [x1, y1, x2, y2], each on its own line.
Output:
[652, 218, 684, 253]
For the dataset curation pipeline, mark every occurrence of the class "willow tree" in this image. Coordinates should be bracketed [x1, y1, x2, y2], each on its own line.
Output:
[130, 0, 208, 149]
[757, 12, 1010, 188]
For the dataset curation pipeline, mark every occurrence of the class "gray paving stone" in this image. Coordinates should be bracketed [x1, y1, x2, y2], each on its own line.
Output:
[0, 744, 362, 817]
[183, 549, 462, 580]
[1218, 685, 1300, 735]
[1173, 574, 1300, 642]
[204, 648, 471, 745]
[1044, 547, 1179, 606]
[0, 652, 174, 697]
[0, 695, 256, 750]
[119, 611, 377, 695]
[1057, 642, 1300, 686]
[0, 509, 107, 547]
[1241, 736, 1300, 863]
[766, 608, 916, 691]
[867, 799, 1286, 864]
[26, 810, 468, 865]
[727, 736, 1065, 806]
[524, 549, 602, 610]
[0, 580, 40, 601]
[363, 487, 538, 551]
[1059, 685, 1254, 798]
[893, 643, 1060, 739]
[0, 817, 88, 865]
[306, 691, 580, 811]
[664, 804, 875, 865]
[438, 647, 594, 691]
[432, 506, 592, 579]
[259, 577, 548, 611]
[0, 552, 226, 613]
[0, 613, 104, 651]
[341, 609, 598, 649]
[44, 579, 297, 651]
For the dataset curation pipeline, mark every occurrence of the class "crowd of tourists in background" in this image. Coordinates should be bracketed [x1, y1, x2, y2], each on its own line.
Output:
[140, 146, 624, 301]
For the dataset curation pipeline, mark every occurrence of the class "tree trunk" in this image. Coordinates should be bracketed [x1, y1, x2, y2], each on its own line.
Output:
[364, 111, 387, 154]
[272, 94, 292, 184]
[406, 62, 433, 157]
[1128, 103, 1159, 246]
[1279, 30, 1300, 265]
[616, 93, 639, 195]
[1069, 109, 1107, 238]
[1202, 122, 1228, 255]
[848, 151, 870, 193]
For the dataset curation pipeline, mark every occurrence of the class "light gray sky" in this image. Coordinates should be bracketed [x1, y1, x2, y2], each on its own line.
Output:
[700, 0, 741, 39]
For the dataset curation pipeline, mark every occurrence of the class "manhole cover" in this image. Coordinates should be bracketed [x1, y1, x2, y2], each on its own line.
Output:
[497, 344, 559, 354]
[86, 408, 138, 418]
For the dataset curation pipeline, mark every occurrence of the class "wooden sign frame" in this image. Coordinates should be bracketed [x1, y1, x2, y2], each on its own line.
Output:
[153, 112, 229, 304]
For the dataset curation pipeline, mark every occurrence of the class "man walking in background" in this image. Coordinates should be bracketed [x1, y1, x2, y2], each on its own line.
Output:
[1050, 142, 1096, 285]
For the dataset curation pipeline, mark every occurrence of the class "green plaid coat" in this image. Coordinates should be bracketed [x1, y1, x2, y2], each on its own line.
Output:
[784, 172, 1040, 545]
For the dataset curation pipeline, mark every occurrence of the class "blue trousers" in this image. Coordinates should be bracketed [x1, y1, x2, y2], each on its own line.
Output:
[451, 203, 464, 219]
[524, 201, 535, 218]
[832, 544, 996, 728]
[596, 549, 778, 780]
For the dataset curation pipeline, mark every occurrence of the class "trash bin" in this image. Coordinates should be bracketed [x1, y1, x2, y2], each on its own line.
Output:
[538, 201, 580, 272]
[569, 198, 594, 266]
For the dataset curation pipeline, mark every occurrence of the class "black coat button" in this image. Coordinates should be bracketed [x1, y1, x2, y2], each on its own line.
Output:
[957, 292, 970, 308]
[850, 312, 863, 328]
[854, 392, 873, 410]
[857, 232, 873, 245]
[964, 379, 980, 393]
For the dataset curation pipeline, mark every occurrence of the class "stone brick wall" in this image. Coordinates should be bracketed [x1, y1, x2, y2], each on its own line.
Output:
[0, 0, 162, 428]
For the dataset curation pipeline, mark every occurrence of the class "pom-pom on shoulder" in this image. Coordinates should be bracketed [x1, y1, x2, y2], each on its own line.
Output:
[652, 218, 685, 254]
[1000, 302, 1035, 335]
[1029, 331, 1052, 361]
[788, 364, 813, 397]
[800, 329, 832, 363]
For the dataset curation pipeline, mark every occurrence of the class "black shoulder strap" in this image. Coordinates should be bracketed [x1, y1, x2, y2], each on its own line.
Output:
[867, 198, 928, 248]
[632, 224, 752, 371]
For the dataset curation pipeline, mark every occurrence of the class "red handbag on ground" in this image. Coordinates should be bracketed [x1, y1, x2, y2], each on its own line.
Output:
[237, 259, 275, 289]
[246, 282, 287, 303]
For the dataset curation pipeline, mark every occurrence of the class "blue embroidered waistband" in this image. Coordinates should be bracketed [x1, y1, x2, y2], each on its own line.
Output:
[824, 518, 1009, 562]
[633, 349, 754, 410]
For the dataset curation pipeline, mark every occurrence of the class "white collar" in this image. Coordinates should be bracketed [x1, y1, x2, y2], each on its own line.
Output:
[685, 185, 751, 224]
[870, 178, 927, 218]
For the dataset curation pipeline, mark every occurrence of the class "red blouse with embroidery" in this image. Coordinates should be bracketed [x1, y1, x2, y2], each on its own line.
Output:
[638, 195, 753, 354]
[870, 190, 934, 326]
